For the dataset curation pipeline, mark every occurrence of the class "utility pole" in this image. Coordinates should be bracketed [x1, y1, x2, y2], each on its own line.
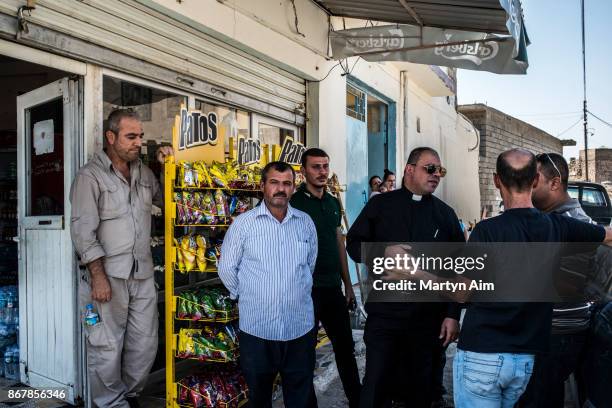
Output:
[581, 0, 589, 181]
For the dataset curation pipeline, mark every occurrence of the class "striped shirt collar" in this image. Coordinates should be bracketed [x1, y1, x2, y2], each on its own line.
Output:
[255, 200, 301, 223]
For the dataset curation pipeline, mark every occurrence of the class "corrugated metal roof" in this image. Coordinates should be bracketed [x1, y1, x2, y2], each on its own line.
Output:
[315, 0, 513, 34]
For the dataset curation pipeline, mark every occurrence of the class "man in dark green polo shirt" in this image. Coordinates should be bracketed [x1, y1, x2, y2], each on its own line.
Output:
[290, 148, 361, 408]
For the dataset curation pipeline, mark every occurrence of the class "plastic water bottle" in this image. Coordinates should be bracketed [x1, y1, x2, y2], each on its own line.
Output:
[11, 349, 19, 380]
[4, 351, 15, 380]
[5, 294, 15, 325]
[84, 304, 99, 326]
[0, 297, 6, 324]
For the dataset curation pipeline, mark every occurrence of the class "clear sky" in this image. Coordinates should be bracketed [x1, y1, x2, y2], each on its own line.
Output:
[457, 0, 612, 160]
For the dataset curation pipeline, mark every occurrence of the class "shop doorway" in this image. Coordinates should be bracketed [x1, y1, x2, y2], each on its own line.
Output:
[367, 96, 388, 185]
[345, 83, 394, 227]
[0, 56, 81, 403]
[345, 82, 395, 283]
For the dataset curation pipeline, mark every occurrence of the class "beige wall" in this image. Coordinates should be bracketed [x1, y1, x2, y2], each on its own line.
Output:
[403, 78, 481, 222]
[574, 149, 612, 183]
[149, 0, 332, 79]
[142, 0, 481, 220]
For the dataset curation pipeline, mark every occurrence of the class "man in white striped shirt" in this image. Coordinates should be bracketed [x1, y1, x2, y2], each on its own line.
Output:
[219, 161, 318, 408]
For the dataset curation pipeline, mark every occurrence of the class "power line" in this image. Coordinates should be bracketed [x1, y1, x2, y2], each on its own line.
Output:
[556, 117, 583, 137]
[587, 110, 612, 128]
[515, 111, 582, 117]
[523, 115, 582, 122]
[309, 62, 341, 83]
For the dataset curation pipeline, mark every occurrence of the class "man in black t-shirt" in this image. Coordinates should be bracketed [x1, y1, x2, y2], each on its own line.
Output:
[454, 149, 612, 408]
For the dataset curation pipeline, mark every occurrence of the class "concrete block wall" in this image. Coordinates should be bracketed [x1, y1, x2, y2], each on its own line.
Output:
[575, 149, 612, 183]
[458, 104, 563, 217]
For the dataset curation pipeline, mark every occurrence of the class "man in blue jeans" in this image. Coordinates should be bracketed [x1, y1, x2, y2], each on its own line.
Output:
[454, 149, 612, 407]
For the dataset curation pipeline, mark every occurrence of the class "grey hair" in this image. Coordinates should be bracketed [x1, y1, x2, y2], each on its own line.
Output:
[106, 109, 140, 135]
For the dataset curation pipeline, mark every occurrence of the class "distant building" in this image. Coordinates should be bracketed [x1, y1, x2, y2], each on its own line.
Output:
[458, 104, 562, 217]
[569, 148, 612, 184]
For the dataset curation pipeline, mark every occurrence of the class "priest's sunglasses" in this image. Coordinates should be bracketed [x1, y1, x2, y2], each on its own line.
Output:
[408, 163, 447, 177]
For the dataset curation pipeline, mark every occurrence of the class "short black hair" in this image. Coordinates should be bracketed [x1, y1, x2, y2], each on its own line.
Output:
[536, 153, 569, 190]
[369, 175, 381, 187]
[407, 147, 439, 165]
[383, 169, 395, 182]
[301, 147, 329, 167]
[496, 149, 537, 192]
[261, 161, 295, 183]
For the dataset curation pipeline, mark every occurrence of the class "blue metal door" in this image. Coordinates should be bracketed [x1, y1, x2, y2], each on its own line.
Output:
[345, 115, 368, 283]
[345, 115, 368, 226]
[367, 101, 388, 182]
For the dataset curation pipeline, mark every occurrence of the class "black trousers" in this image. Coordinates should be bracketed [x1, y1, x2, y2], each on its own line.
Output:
[360, 315, 438, 408]
[517, 331, 587, 408]
[312, 286, 362, 408]
[239, 330, 316, 408]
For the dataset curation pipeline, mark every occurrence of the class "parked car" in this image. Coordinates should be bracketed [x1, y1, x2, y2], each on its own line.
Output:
[568, 181, 612, 226]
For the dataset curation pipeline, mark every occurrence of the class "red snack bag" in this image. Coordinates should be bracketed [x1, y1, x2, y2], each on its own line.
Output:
[198, 380, 215, 408]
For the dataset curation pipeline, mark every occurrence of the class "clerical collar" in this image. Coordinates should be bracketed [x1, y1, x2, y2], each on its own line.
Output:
[401, 185, 428, 201]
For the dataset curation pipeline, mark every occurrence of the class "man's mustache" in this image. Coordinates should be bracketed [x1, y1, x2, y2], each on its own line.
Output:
[273, 192, 287, 198]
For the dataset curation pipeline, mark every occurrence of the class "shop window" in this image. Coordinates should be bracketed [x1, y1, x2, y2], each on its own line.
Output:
[103, 76, 188, 301]
[346, 84, 365, 122]
[195, 101, 250, 154]
[103, 77, 187, 165]
[27, 98, 64, 216]
[251, 115, 303, 163]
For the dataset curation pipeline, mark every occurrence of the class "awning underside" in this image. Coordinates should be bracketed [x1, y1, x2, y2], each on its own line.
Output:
[318, 0, 530, 74]
[316, 0, 513, 34]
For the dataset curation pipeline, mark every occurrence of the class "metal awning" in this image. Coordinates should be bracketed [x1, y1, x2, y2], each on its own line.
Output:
[319, 0, 530, 74]
[316, 0, 515, 34]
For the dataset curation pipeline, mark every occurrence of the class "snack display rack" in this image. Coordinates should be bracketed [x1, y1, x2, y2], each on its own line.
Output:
[164, 156, 259, 408]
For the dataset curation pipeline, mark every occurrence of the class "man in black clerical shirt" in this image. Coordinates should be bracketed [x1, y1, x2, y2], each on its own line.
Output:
[347, 147, 464, 408]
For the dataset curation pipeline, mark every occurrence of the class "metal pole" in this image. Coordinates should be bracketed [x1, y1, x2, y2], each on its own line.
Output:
[581, 0, 589, 181]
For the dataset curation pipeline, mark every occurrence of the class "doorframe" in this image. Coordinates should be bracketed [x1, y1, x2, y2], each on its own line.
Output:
[0, 39, 86, 76]
[346, 76, 397, 174]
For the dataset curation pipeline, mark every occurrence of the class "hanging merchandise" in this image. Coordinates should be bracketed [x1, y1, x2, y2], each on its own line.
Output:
[177, 365, 248, 408]
[165, 155, 262, 407]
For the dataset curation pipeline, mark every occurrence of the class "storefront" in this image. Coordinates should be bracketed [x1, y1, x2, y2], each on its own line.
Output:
[0, 2, 307, 403]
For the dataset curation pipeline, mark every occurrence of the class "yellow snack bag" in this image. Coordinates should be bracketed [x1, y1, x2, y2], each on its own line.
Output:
[225, 160, 239, 181]
[180, 236, 190, 251]
[194, 161, 213, 188]
[209, 163, 229, 188]
[177, 250, 185, 272]
[196, 247, 207, 272]
[183, 251, 196, 272]
[196, 235, 206, 249]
